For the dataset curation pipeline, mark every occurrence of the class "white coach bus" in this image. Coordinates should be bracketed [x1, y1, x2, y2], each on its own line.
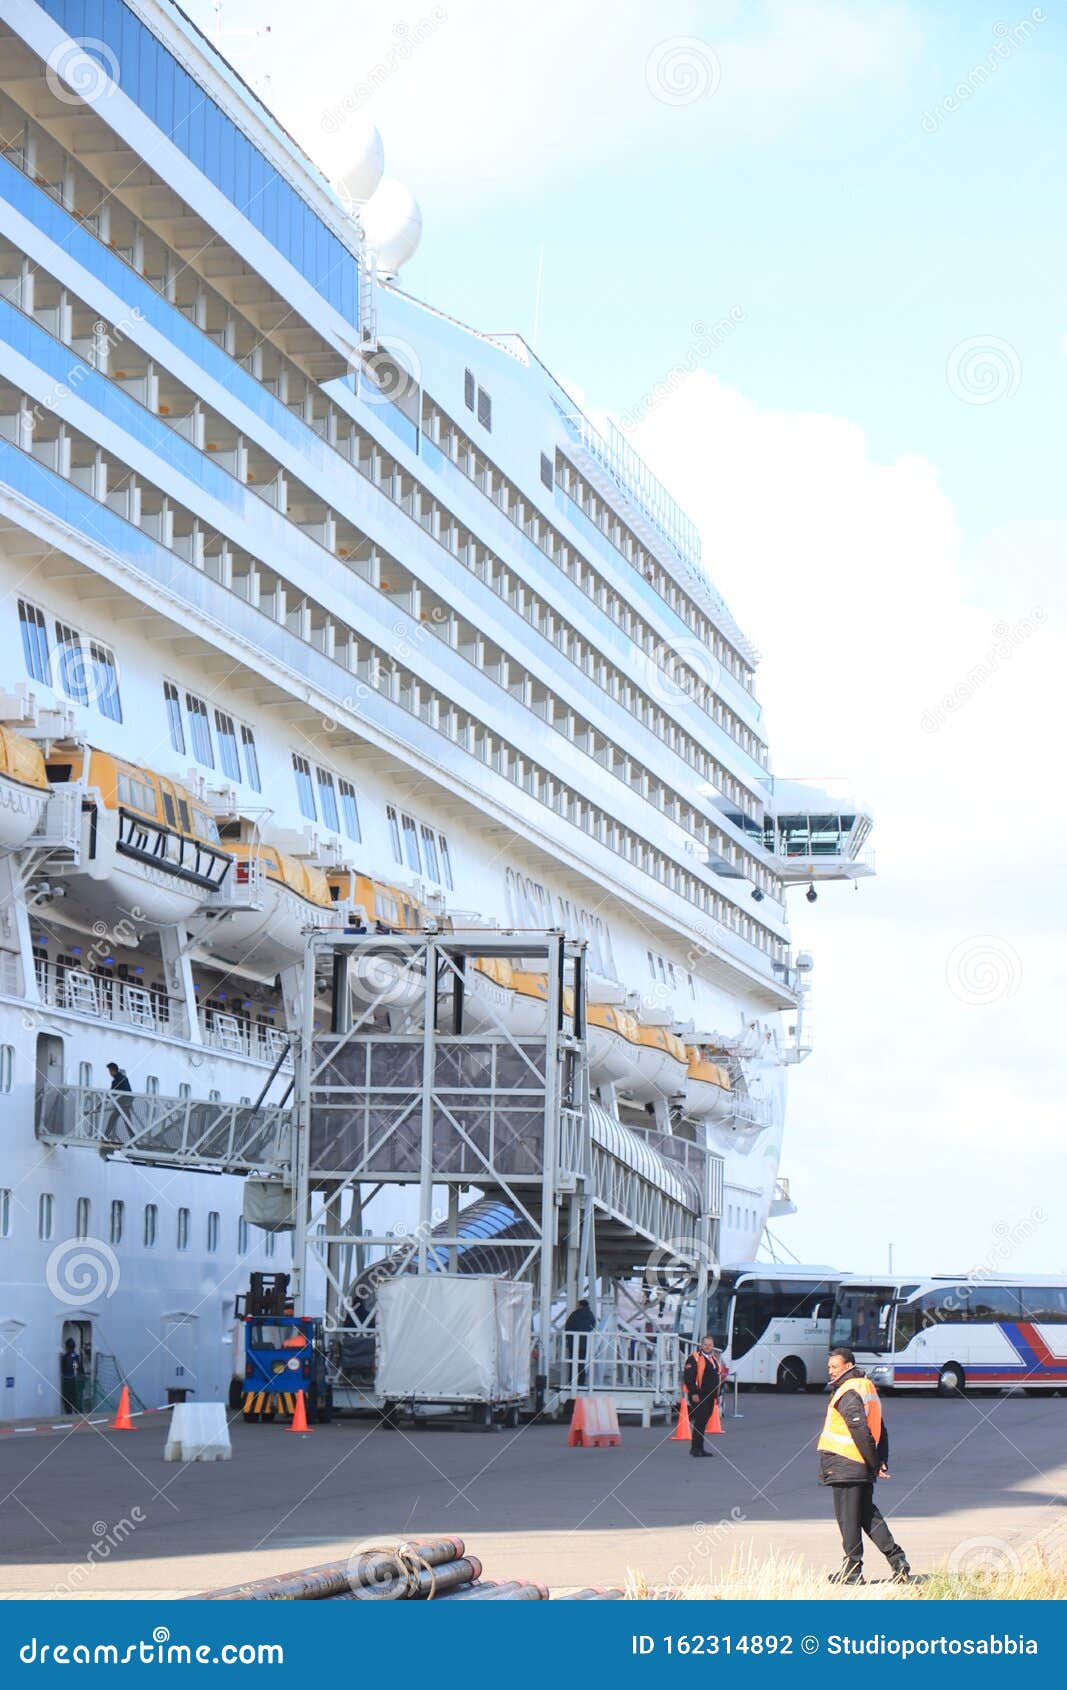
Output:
[682, 1265, 844, 1392]
[830, 1275, 1067, 1394]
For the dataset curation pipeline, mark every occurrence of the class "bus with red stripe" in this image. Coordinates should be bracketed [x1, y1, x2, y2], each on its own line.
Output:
[829, 1276, 1067, 1394]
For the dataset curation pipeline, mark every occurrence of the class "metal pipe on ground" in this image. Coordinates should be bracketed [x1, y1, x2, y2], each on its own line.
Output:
[192, 1537, 465, 1601]
[436, 1581, 547, 1601]
[333, 1556, 482, 1600]
[555, 1587, 626, 1599]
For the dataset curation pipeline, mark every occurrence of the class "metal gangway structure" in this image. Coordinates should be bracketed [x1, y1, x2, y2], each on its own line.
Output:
[35, 925, 725, 1420]
[296, 928, 724, 1419]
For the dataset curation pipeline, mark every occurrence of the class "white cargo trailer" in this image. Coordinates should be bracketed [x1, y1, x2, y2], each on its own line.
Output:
[376, 1276, 533, 1427]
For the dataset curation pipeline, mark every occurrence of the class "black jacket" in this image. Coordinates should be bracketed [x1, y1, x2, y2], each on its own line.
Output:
[683, 1350, 723, 1404]
[109, 1069, 131, 1092]
[564, 1304, 596, 1334]
[818, 1367, 890, 1485]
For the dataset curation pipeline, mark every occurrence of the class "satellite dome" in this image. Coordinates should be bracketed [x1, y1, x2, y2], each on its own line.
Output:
[359, 177, 422, 273]
[337, 121, 385, 210]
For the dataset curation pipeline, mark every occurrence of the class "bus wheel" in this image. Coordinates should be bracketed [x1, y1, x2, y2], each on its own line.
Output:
[938, 1363, 965, 1396]
[776, 1358, 806, 1393]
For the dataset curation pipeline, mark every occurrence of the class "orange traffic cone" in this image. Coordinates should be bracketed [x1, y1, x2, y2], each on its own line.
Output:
[673, 1397, 692, 1442]
[288, 1390, 311, 1433]
[708, 1398, 724, 1435]
[110, 1385, 135, 1431]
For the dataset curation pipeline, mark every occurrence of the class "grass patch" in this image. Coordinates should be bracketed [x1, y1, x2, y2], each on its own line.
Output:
[624, 1546, 1067, 1600]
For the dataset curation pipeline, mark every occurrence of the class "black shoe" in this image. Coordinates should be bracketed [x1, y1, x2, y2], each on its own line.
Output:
[889, 1560, 912, 1584]
[828, 1566, 864, 1585]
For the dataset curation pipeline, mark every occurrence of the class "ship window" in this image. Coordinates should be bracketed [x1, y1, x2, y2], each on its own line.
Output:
[191, 809, 221, 844]
[477, 386, 492, 431]
[292, 754, 316, 821]
[179, 1083, 191, 1099]
[0, 1046, 11, 1092]
[241, 725, 261, 791]
[143, 1204, 157, 1248]
[316, 767, 340, 832]
[463, 368, 475, 411]
[78, 1061, 92, 1089]
[214, 711, 241, 782]
[401, 813, 421, 873]
[647, 951, 656, 979]
[91, 642, 123, 722]
[438, 832, 453, 890]
[186, 694, 214, 767]
[0, 1189, 10, 1238]
[146, 1076, 159, 1096]
[18, 599, 50, 682]
[164, 682, 185, 753]
[54, 622, 88, 703]
[38, 1193, 54, 1241]
[338, 780, 361, 841]
[420, 825, 440, 882]
[75, 1197, 90, 1239]
[540, 453, 554, 491]
[177, 1208, 190, 1251]
[177, 799, 192, 833]
[688, 972, 696, 999]
[110, 1200, 124, 1245]
[386, 805, 402, 865]
[207, 1211, 220, 1253]
[238, 1217, 249, 1254]
[161, 792, 177, 828]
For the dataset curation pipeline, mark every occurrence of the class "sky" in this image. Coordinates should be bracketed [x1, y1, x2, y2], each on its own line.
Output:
[188, 0, 1065, 1277]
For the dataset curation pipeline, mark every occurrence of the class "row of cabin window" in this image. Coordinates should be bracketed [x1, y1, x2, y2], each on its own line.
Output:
[385, 804, 453, 889]
[647, 950, 697, 999]
[18, 598, 122, 721]
[463, 368, 492, 432]
[0, 1187, 284, 1257]
[164, 681, 261, 790]
[727, 1202, 759, 1234]
[291, 754, 361, 840]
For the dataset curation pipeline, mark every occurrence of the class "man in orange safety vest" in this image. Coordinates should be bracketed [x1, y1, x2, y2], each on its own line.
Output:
[819, 1346, 911, 1585]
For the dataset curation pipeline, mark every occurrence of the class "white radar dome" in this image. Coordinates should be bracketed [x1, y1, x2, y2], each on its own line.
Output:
[359, 177, 422, 273]
[337, 121, 385, 208]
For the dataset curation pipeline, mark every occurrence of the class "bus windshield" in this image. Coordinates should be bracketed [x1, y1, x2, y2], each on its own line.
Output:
[830, 1286, 899, 1353]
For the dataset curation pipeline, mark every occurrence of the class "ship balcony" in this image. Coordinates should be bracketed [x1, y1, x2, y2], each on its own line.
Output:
[35, 1084, 293, 1175]
[32, 957, 292, 1068]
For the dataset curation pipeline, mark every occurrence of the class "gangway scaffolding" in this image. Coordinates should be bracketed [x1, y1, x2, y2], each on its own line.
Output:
[295, 928, 723, 1416]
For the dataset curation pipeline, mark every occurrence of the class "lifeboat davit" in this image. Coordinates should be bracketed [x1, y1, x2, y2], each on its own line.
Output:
[42, 748, 233, 926]
[208, 843, 341, 972]
[684, 1046, 734, 1121]
[0, 727, 49, 850]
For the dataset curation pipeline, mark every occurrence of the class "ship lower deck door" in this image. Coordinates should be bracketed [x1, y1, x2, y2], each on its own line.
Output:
[162, 1315, 198, 1403]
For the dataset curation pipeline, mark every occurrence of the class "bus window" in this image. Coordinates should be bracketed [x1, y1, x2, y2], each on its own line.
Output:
[1020, 1287, 1067, 1323]
[831, 1285, 897, 1351]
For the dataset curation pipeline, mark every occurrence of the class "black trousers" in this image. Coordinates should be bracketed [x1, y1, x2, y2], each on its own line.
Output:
[690, 1394, 718, 1453]
[830, 1483, 904, 1572]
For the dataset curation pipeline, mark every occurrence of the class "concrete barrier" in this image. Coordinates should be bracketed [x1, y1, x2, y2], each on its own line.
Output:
[164, 1402, 231, 1462]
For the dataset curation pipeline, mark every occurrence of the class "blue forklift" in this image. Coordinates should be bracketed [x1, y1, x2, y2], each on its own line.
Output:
[236, 1273, 332, 1423]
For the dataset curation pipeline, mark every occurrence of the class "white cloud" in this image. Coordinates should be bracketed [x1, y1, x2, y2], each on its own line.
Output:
[629, 371, 1065, 1271]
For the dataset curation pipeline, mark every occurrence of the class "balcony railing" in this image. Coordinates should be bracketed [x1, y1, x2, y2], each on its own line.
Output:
[551, 1330, 685, 1404]
[32, 959, 292, 1066]
[36, 1085, 293, 1175]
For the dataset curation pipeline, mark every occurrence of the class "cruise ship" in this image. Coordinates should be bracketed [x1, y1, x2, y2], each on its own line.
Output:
[0, 0, 872, 1421]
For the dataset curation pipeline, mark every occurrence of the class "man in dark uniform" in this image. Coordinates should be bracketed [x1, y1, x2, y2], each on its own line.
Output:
[59, 1337, 84, 1414]
[563, 1297, 596, 1389]
[819, 1346, 911, 1584]
[683, 1334, 724, 1458]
